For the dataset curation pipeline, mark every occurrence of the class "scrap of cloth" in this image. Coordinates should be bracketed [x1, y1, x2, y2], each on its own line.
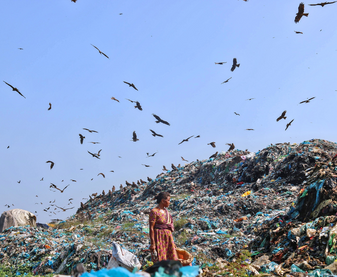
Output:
[150, 208, 178, 262]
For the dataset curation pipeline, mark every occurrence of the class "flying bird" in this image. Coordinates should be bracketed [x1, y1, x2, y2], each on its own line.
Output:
[285, 119, 294, 131]
[98, 173, 105, 178]
[111, 97, 119, 102]
[88, 151, 100, 159]
[7, 146, 9, 149]
[123, 81, 138, 91]
[246, 129, 254, 131]
[231, 58, 240, 72]
[208, 142, 216, 148]
[149, 129, 163, 138]
[215, 62, 226, 65]
[50, 183, 69, 193]
[226, 143, 235, 152]
[295, 31, 303, 34]
[71, 0, 77, 2]
[309, 1, 337, 6]
[79, 134, 85, 144]
[55, 205, 74, 212]
[17, 180, 21, 184]
[181, 156, 188, 162]
[134, 101, 142, 110]
[209, 152, 218, 159]
[48, 103, 52, 110]
[142, 164, 151, 167]
[46, 161, 54, 169]
[178, 135, 194, 145]
[83, 128, 98, 133]
[70, 179, 77, 182]
[299, 97, 315, 104]
[246, 98, 255, 101]
[221, 77, 232, 84]
[18, 48, 23, 50]
[91, 44, 109, 59]
[147, 152, 157, 157]
[152, 114, 170, 126]
[195, 135, 200, 138]
[234, 112, 240, 116]
[89, 142, 100, 144]
[276, 110, 287, 122]
[3, 81, 26, 98]
[132, 131, 139, 142]
[295, 3, 309, 23]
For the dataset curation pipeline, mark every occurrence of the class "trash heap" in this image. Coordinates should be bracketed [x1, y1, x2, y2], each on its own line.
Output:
[1, 138, 337, 276]
[249, 141, 337, 276]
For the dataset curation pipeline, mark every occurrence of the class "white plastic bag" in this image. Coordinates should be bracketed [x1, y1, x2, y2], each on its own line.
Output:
[107, 242, 141, 271]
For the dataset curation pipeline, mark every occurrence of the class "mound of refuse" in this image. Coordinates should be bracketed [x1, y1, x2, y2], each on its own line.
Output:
[1, 138, 337, 276]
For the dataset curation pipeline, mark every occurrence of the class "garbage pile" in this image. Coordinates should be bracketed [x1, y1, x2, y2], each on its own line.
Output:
[1, 138, 337, 276]
[249, 140, 337, 276]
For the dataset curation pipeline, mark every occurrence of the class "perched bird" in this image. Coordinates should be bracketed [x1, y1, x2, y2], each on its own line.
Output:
[309, 1, 337, 6]
[276, 110, 287, 121]
[147, 152, 157, 157]
[92, 193, 98, 197]
[295, 3, 309, 23]
[50, 183, 69, 193]
[221, 77, 232, 84]
[295, 31, 303, 34]
[125, 181, 132, 186]
[226, 143, 235, 152]
[102, 190, 105, 196]
[208, 142, 216, 148]
[46, 161, 54, 169]
[142, 164, 151, 167]
[140, 179, 146, 184]
[178, 164, 181, 168]
[132, 182, 138, 188]
[132, 131, 139, 142]
[48, 103, 52, 110]
[163, 165, 168, 171]
[285, 119, 294, 131]
[152, 114, 170, 126]
[112, 186, 115, 192]
[150, 129, 163, 137]
[80, 202, 85, 209]
[234, 112, 240, 116]
[98, 173, 105, 178]
[171, 164, 177, 170]
[299, 97, 315, 104]
[231, 58, 240, 72]
[3, 81, 26, 98]
[88, 151, 100, 159]
[91, 44, 109, 59]
[209, 152, 218, 159]
[111, 97, 119, 102]
[123, 81, 138, 91]
[181, 156, 188, 162]
[120, 184, 123, 190]
[178, 135, 194, 145]
[215, 62, 226, 65]
[79, 134, 85, 144]
[147, 177, 152, 182]
[83, 128, 98, 133]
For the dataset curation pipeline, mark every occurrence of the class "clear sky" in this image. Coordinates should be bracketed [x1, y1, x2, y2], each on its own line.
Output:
[1, 0, 337, 223]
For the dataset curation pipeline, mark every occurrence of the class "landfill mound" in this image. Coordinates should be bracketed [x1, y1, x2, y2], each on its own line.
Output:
[1, 138, 337, 276]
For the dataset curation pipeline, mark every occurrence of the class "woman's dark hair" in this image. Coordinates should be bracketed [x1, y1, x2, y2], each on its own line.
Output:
[154, 192, 170, 204]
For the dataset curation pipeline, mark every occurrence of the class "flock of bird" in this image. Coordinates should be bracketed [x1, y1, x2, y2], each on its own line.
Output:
[2, 1, 334, 218]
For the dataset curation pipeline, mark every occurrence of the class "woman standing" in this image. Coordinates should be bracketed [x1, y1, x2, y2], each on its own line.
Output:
[149, 192, 178, 262]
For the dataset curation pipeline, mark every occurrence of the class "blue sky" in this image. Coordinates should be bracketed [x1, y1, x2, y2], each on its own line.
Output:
[1, 0, 337, 222]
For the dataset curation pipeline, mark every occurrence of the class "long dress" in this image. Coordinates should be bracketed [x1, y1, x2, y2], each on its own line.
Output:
[149, 207, 178, 262]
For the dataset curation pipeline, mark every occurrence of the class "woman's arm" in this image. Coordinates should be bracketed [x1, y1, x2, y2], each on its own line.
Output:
[149, 212, 156, 250]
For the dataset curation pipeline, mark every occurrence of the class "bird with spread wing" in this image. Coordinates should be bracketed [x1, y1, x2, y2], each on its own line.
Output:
[83, 128, 98, 133]
[132, 131, 139, 142]
[276, 111, 287, 122]
[285, 119, 294, 131]
[295, 3, 309, 23]
[123, 81, 138, 91]
[152, 114, 170, 126]
[178, 135, 194, 145]
[3, 81, 26, 98]
[50, 183, 69, 193]
[231, 58, 240, 72]
[46, 161, 54, 169]
[299, 97, 315, 104]
[150, 129, 163, 137]
[309, 1, 337, 6]
[91, 44, 109, 59]
[79, 134, 85, 144]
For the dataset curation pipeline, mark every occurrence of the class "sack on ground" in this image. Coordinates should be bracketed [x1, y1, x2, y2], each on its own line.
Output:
[107, 242, 141, 271]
